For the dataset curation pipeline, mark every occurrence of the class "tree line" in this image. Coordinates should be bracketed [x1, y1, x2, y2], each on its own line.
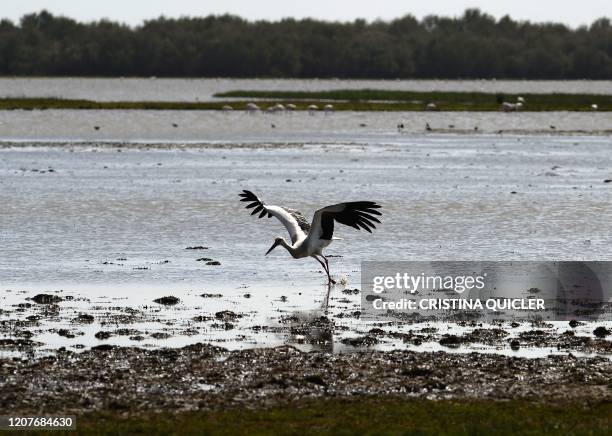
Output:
[1, 9, 611, 79]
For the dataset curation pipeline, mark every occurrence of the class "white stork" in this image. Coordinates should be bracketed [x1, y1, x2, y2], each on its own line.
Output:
[239, 190, 382, 285]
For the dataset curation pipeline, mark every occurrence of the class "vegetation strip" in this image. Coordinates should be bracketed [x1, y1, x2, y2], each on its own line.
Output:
[215, 89, 612, 111]
[25, 398, 612, 435]
[2, 90, 612, 112]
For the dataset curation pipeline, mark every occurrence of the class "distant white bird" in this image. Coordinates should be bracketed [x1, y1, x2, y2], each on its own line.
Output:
[222, 105, 233, 111]
[286, 103, 297, 111]
[324, 104, 334, 112]
[591, 104, 598, 111]
[245, 102, 260, 112]
[426, 102, 437, 111]
[308, 104, 319, 114]
[501, 101, 521, 112]
[239, 190, 382, 286]
[267, 103, 285, 113]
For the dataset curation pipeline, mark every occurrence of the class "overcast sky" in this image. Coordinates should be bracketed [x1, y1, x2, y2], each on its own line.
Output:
[2, 0, 611, 28]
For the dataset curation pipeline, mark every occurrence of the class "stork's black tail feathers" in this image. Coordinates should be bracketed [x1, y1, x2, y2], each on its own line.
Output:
[239, 190, 273, 219]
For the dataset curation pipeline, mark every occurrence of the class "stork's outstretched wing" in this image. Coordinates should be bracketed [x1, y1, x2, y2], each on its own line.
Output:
[310, 201, 382, 240]
[238, 190, 308, 244]
[281, 207, 311, 234]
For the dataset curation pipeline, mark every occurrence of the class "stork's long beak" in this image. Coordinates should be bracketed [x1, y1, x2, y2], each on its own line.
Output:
[265, 240, 280, 256]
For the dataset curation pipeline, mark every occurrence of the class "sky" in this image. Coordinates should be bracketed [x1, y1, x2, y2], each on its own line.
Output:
[1, 0, 611, 28]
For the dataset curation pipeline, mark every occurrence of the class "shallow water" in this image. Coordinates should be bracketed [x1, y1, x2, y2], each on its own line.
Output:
[1, 135, 611, 356]
[1, 109, 612, 143]
[1, 78, 612, 102]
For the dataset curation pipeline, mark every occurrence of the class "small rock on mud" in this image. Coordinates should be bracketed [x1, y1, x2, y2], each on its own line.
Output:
[31, 294, 63, 304]
[340, 335, 379, 347]
[153, 296, 180, 305]
[95, 331, 112, 340]
[72, 314, 95, 324]
[215, 311, 242, 321]
[57, 329, 75, 338]
[439, 335, 463, 347]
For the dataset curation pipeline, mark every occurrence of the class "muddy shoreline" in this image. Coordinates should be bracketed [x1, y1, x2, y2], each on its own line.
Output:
[1, 344, 610, 415]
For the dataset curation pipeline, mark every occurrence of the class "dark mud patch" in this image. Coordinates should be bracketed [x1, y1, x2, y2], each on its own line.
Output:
[114, 328, 143, 336]
[56, 329, 77, 338]
[433, 327, 612, 353]
[569, 320, 585, 328]
[94, 331, 112, 340]
[72, 313, 95, 324]
[518, 329, 612, 353]
[153, 296, 180, 306]
[387, 328, 437, 346]
[283, 316, 334, 346]
[214, 311, 242, 322]
[439, 334, 463, 348]
[465, 328, 509, 345]
[30, 294, 63, 304]
[97, 307, 147, 325]
[0, 345, 610, 415]
[340, 335, 379, 347]
[210, 322, 234, 330]
[0, 338, 44, 350]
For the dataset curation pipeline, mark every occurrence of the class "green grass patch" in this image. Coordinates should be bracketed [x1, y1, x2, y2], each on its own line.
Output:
[22, 397, 612, 435]
[0, 97, 436, 111]
[0, 98, 230, 111]
[2, 92, 612, 111]
[215, 89, 612, 111]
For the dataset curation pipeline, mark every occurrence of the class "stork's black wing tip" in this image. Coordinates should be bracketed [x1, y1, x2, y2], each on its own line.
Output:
[239, 190, 261, 203]
[330, 201, 382, 234]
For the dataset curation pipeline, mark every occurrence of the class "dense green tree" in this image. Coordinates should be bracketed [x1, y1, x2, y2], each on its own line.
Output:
[0, 9, 611, 78]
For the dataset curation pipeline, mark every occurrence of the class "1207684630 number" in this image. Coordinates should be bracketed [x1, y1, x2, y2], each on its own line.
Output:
[0, 416, 76, 430]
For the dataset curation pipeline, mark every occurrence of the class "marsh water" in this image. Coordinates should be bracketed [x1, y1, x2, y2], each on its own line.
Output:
[1, 77, 612, 102]
[2, 135, 611, 356]
[0, 78, 611, 357]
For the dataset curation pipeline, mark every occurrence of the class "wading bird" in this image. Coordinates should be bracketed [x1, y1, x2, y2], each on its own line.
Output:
[238, 190, 382, 286]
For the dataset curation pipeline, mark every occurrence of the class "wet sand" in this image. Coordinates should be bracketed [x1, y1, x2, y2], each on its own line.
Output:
[2, 78, 612, 102]
[2, 110, 612, 143]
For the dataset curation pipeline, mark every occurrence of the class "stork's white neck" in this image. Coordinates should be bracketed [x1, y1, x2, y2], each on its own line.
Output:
[279, 238, 300, 258]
